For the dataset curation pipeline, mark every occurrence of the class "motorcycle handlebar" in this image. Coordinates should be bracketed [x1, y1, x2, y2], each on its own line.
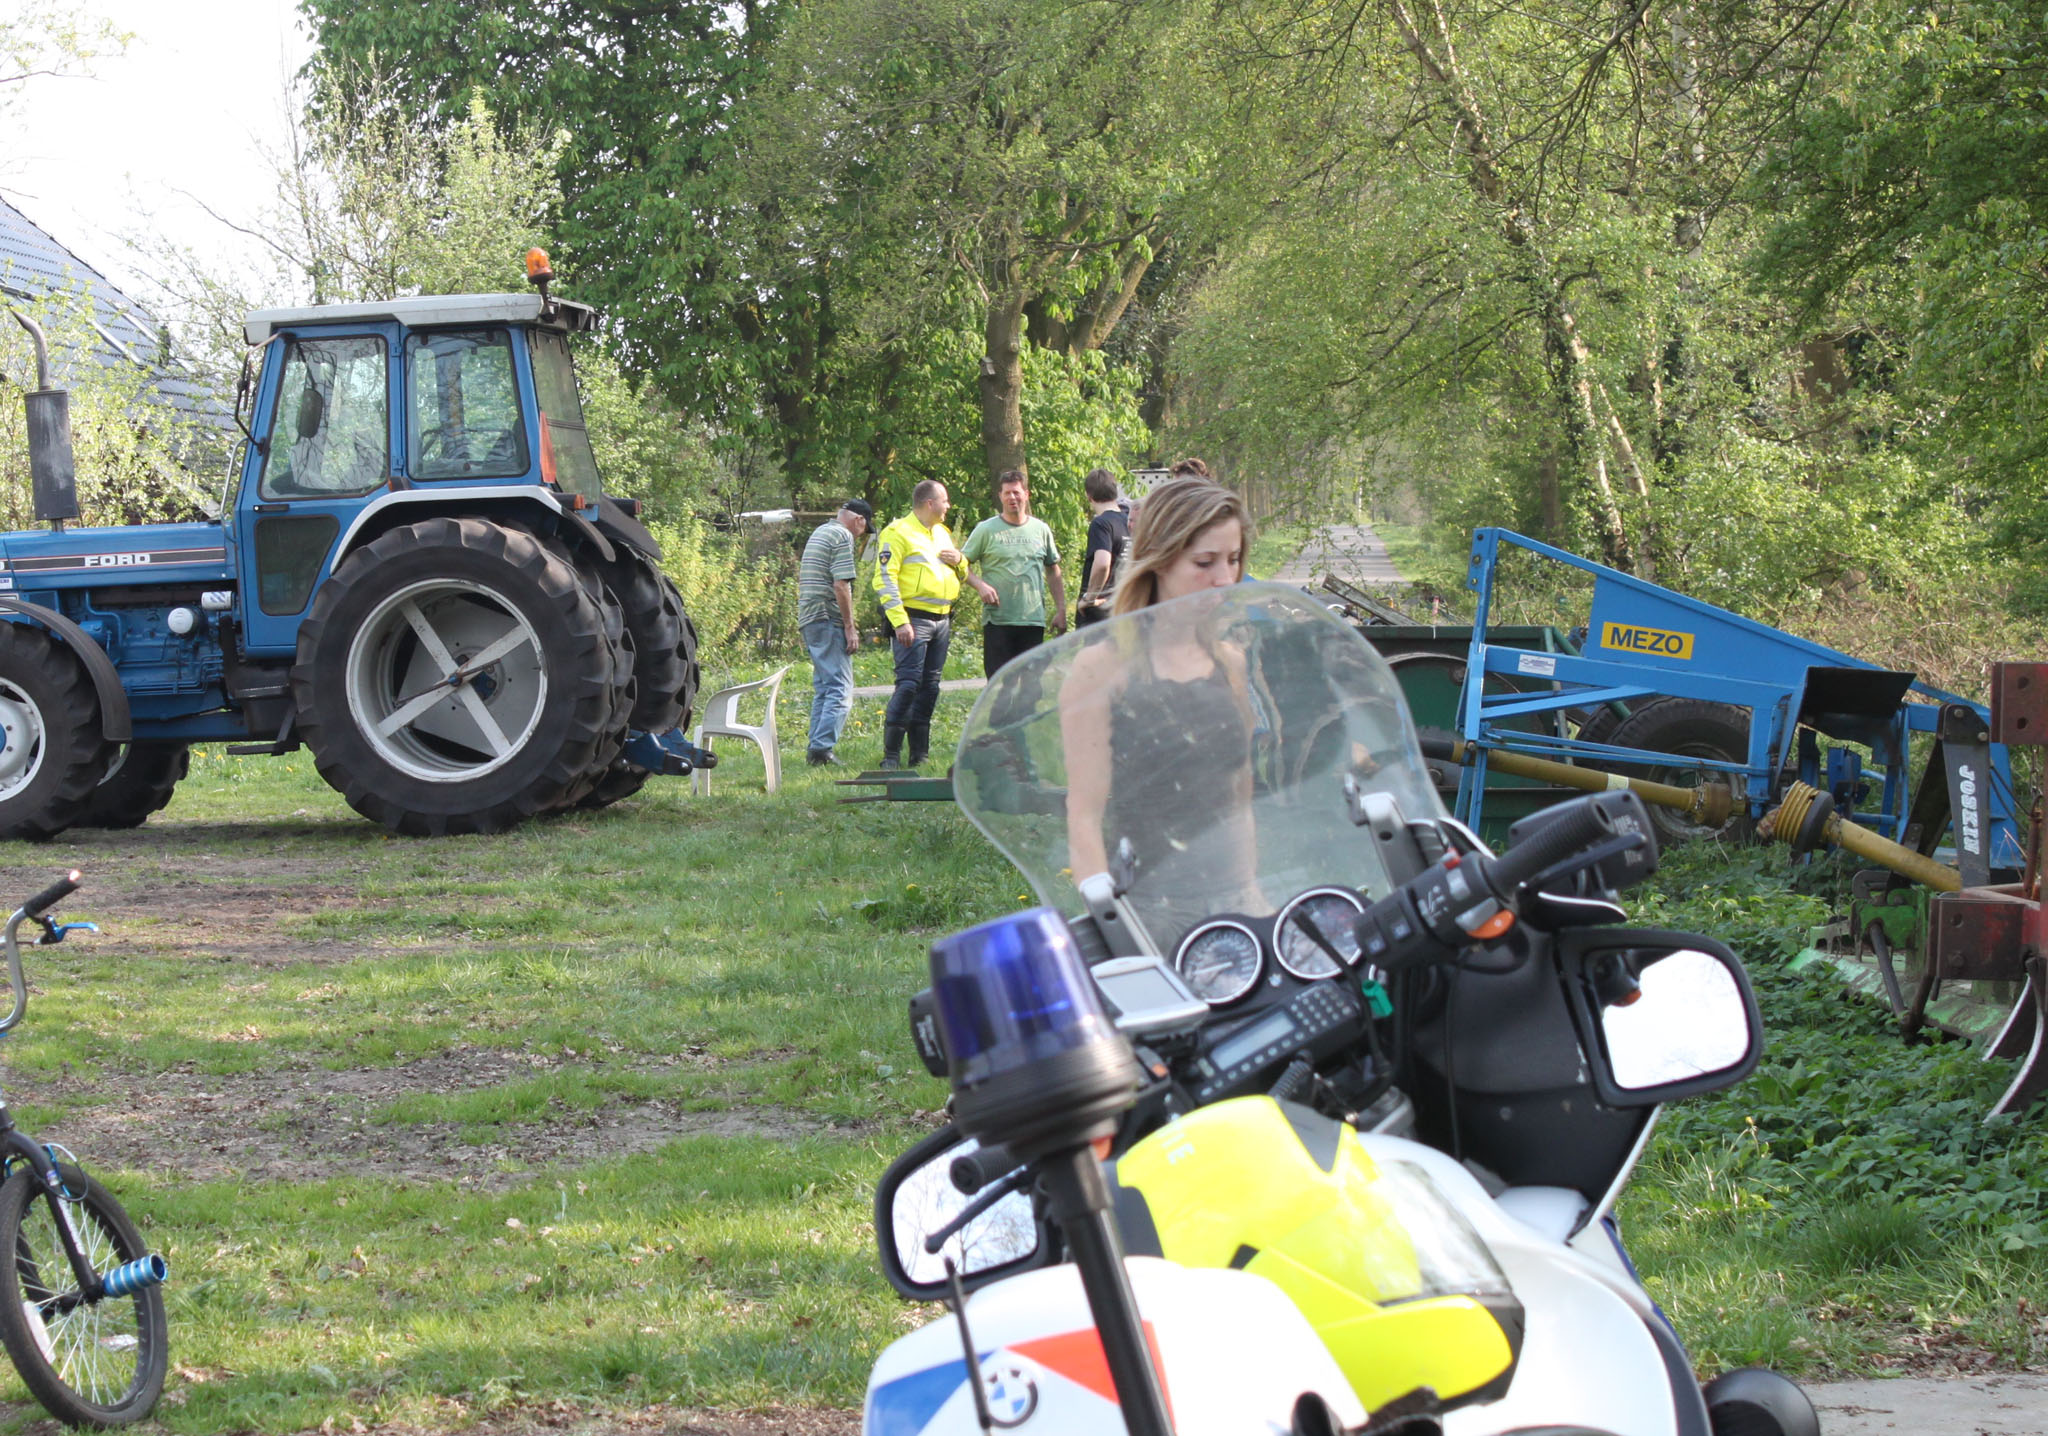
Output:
[1482, 799, 1614, 897]
[951, 1141, 1024, 1195]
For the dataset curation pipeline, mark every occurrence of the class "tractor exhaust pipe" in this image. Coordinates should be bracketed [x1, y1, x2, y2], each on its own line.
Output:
[9, 310, 81, 529]
[1422, 735, 1736, 829]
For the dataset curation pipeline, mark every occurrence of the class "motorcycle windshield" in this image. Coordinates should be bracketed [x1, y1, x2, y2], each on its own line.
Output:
[954, 583, 1446, 954]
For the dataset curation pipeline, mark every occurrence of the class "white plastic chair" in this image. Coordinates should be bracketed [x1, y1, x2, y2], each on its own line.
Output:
[692, 665, 790, 794]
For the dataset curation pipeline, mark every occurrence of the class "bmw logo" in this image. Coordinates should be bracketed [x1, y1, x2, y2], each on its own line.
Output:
[978, 1357, 1039, 1428]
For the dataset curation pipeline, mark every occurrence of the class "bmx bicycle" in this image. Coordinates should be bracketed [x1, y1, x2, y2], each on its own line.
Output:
[0, 870, 167, 1426]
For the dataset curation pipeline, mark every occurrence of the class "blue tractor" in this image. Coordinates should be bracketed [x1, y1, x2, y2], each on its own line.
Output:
[2, 256, 701, 839]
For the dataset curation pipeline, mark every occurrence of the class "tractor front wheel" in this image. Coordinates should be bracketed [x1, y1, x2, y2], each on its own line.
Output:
[0, 625, 112, 842]
[77, 742, 191, 829]
[292, 518, 617, 835]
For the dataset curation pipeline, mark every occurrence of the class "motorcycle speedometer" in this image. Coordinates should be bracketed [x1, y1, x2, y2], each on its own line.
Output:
[1275, 888, 1366, 980]
[1175, 920, 1263, 1005]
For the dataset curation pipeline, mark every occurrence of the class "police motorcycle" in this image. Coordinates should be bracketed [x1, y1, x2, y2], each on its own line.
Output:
[865, 584, 1817, 1436]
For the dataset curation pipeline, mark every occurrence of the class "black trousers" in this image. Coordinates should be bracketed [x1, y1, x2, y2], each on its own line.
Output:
[982, 623, 1046, 677]
[884, 612, 952, 728]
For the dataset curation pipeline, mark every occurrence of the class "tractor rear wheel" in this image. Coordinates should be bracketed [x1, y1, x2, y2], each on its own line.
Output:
[549, 547, 637, 812]
[1605, 698, 1753, 847]
[291, 517, 617, 835]
[77, 742, 191, 829]
[597, 549, 698, 733]
[0, 625, 112, 842]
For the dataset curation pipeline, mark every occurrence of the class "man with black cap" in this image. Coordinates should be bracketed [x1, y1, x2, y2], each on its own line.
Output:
[797, 499, 874, 765]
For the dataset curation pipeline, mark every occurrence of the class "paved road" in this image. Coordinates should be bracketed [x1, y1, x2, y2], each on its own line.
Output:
[1269, 522, 1405, 587]
[849, 677, 988, 699]
[1807, 1374, 2048, 1434]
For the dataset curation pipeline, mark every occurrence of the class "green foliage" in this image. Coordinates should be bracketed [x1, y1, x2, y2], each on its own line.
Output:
[647, 516, 790, 680]
[1634, 845, 2048, 1250]
[1755, 0, 2048, 590]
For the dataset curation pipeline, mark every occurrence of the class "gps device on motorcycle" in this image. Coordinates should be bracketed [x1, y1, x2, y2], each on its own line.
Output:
[1090, 955, 1209, 1038]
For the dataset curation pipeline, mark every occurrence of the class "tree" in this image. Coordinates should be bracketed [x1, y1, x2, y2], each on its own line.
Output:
[0, 1, 123, 126]
[1176, 0, 1858, 572]
[1755, 0, 2048, 594]
[756, 0, 1195, 486]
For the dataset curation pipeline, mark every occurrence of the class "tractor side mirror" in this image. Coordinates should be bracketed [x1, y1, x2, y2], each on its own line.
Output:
[1558, 929, 1763, 1107]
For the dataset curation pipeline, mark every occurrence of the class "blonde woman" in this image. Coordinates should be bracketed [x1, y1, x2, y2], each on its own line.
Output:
[1060, 477, 1260, 942]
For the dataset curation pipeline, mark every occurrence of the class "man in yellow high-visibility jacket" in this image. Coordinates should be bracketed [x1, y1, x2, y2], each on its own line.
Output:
[873, 479, 969, 770]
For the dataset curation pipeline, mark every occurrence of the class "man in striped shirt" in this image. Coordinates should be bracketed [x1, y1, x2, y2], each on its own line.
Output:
[797, 499, 874, 765]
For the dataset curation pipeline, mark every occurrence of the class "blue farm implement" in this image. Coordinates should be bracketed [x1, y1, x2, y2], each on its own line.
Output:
[1437, 528, 2044, 1117]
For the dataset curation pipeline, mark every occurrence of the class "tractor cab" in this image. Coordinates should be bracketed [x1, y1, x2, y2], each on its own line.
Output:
[232, 292, 605, 654]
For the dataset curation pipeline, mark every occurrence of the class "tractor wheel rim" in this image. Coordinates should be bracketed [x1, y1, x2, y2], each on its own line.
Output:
[0, 680, 48, 798]
[345, 578, 548, 783]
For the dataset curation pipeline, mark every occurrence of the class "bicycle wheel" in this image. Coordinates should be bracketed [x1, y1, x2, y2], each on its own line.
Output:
[0, 1167, 167, 1426]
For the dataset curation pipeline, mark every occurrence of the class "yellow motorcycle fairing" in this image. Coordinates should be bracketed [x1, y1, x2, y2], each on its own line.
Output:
[1107, 1096, 1523, 1415]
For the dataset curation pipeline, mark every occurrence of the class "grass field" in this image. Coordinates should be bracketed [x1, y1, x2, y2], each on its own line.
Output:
[0, 681, 2041, 1430]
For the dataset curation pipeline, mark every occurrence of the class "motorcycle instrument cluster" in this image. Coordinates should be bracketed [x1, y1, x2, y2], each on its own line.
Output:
[1175, 887, 1371, 1004]
[1174, 919, 1264, 1004]
[1274, 887, 1367, 979]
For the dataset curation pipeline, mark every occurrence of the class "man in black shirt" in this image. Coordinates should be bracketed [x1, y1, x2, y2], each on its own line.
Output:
[1074, 467, 1130, 627]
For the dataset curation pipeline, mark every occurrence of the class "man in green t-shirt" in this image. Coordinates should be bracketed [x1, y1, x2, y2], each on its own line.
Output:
[963, 468, 1068, 679]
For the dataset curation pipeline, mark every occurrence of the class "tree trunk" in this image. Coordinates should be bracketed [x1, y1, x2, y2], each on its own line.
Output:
[980, 288, 1029, 485]
[1386, 0, 1658, 576]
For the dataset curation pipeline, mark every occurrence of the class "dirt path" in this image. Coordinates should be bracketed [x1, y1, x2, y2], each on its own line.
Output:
[0, 841, 864, 1189]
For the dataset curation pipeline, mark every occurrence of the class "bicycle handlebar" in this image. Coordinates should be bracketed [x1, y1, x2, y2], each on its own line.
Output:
[2, 869, 83, 1035]
[22, 870, 80, 920]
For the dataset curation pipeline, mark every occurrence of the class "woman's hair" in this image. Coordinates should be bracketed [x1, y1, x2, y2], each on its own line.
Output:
[1168, 457, 1211, 479]
[1112, 476, 1250, 615]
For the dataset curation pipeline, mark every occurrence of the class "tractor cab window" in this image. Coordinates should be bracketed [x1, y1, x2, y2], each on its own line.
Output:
[528, 329, 602, 502]
[261, 336, 389, 500]
[407, 328, 530, 480]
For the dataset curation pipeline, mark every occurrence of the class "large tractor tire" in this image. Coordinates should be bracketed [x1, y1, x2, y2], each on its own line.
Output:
[1604, 697, 1754, 847]
[291, 517, 619, 836]
[0, 625, 114, 843]
[548, 550, 637, 812]
[77, 742, 191, 829]
[596, 549, 699, 733]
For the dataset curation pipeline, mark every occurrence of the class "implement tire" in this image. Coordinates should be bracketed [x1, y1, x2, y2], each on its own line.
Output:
[76, 742, 190, 829]
[291, 517, 616, 836]
[1606, 697, 1753, 847]
[0, 624, 112, 843]
[597, 550, 698, 733]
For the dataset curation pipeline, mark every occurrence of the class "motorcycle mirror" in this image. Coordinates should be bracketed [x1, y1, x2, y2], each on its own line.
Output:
[873, 1124, 1049, 1302]
[1557, 929, 1763, 1108]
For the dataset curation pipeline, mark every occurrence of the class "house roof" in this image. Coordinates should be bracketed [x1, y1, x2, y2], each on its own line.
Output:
[0, 194, 229, 435]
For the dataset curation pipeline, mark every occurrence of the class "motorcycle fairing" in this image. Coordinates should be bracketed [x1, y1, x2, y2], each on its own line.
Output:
[1107, 1097, 1523, 1415]
[862, 1257, 1367, 1436]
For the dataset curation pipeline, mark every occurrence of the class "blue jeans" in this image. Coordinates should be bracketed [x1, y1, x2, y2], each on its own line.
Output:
[885, 612, 952, 729]
[801, 616, 853, 753]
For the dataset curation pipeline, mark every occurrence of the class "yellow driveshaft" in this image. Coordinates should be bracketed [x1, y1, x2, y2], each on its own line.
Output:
[1756, 781, 1962, 892]
[1426, 735, 1736, 830]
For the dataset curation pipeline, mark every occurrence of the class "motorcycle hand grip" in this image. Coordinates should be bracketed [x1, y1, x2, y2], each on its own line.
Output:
[1482, 798, 1614, 898]
[951, 1141, 1024, 1195]
[21, 870, 81, 919]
